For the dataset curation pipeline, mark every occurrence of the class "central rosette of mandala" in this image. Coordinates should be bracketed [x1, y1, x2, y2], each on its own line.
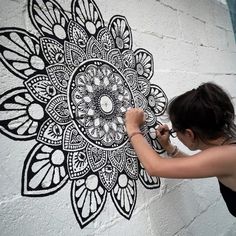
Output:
[68, 59, 135, 149]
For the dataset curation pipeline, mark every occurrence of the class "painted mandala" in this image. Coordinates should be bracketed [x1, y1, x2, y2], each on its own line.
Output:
[0, 0, 168, 228]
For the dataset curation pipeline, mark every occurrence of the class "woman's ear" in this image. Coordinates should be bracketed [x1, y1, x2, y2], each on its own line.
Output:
[185, 128, 195, 141]
[184, 129, 199, 150]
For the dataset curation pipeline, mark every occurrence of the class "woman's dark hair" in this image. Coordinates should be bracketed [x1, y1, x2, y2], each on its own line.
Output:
[168, 82, 236, 142]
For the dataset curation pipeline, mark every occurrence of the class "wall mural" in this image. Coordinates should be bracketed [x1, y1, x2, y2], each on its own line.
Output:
[0, 0, 168, 228]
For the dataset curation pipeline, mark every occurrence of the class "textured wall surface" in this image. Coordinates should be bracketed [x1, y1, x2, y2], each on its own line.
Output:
[0, 0, 236, 235]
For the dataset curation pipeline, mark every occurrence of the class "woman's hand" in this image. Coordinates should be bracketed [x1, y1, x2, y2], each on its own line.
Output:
[156, 124, 171, 150]
[125, 108, 145, 136]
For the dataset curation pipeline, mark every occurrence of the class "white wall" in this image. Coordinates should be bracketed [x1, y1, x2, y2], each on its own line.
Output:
[0, 0, 236, 235]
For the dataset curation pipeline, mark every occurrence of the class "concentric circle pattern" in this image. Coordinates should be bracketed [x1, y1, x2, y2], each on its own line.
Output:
[69, 59, 135, 149]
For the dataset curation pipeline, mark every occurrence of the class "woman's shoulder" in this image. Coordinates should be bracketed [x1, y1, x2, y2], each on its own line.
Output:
[204, 143, 236, 157]
[202, 142, 236, 152]
[212, 144, 236, 176]
[196, 143, 236, 171]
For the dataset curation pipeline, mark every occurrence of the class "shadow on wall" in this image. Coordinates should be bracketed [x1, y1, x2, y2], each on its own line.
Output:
[227, 0, 236, 40]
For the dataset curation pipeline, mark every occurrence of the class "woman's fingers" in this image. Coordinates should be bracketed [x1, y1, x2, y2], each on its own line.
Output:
[156, 124, 169, 135]
[125, 108, 145, 133]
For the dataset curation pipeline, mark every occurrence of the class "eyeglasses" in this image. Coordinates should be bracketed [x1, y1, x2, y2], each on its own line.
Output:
[169, 128, 177, 138]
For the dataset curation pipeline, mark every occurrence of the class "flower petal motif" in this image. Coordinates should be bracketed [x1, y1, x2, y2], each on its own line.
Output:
[0, 28, 44, 79]
[63, 121, 87, 151]
[64, 41, 87, 70]
[29, 0, 69, 40]
[46, 64, 72, 93]
[40, 37, 65, 64]
[124, 155, 139, 180]
[22, 143, 68, 196]
[135, 48, 154, 80]
[145, 107, 156, 127]
[122, 50, 135, 69]
[86, 36, 105, 59]
[24, 74, 58, 103]
[37, 118, 63, 146]
[139, 163, 160, 189]
[67, 20, 89, 49]
[0, 88, 44, 140]
[108, 16, 132, 52]
[107, 48, 123, 72]
[86, 144, 107, 172]
[148, 84, 168, 116]
[111, 174, 137, 219]
[72, 0, 104, 36]
[137, 76, 150, 96]
[123, 68, 138, 92]
[67, 150, 90, 179]
[133, 91, 148, 110]
[109, 148, 126, 172]
[97, 27, 115, 54]
[147, 124, 165, 154]
[71, 174, 107, 228]
[99, 162, 119, 191]
[46, 94, 71, 124]
[139, 124, 163, 153]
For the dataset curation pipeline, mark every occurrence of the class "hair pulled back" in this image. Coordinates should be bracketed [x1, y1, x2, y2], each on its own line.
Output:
[168, 82, 236, 141]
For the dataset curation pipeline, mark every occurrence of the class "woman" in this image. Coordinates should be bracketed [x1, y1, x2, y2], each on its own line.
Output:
[125, 82, 236, 217]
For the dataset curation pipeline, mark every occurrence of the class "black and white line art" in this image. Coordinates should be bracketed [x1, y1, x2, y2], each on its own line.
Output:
[0, 0, 168, 228]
